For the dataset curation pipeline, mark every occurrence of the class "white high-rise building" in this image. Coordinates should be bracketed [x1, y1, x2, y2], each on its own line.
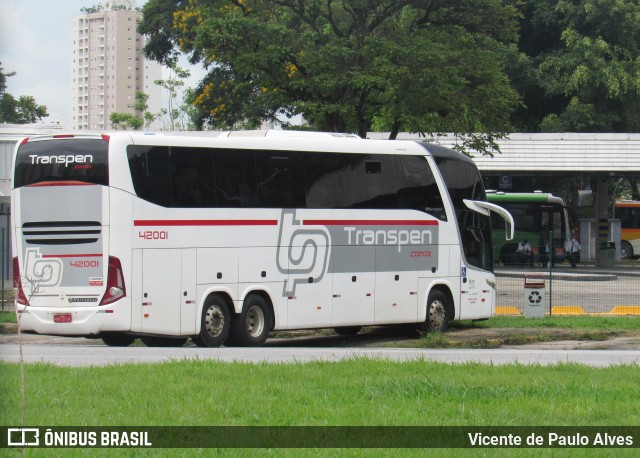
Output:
[71, 0, 161, 130]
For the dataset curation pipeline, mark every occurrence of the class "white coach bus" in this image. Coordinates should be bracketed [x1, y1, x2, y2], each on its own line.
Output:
[12, 131, 513, 347]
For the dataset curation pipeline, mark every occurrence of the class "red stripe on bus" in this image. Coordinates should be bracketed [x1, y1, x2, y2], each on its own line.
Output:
[26, 181, 96, 187]
[134, 220, 278, 227]
[42, 254, 102, 258]
[303, 220, 439, 226]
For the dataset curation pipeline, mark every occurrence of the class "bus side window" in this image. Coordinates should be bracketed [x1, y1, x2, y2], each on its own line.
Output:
[396, 156, 446, 220]
[214, 149, 257, 208]
[169, 147, 216, 208]
[305, 152, 354, 208]
[255, 153, 304, 208]
[127, 146, 172, 207]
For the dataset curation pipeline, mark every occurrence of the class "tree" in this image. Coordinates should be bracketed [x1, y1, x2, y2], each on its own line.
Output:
[139, 0, 521, 148]
[154, 63, 195, 130]
[0, 62, 48, 124]
[109, 67, 198, 131]
[109, 112, 143, 130]
[133, 90, 156, 129]
[511, 0, 640, 132]
[108, 91, 150, 130]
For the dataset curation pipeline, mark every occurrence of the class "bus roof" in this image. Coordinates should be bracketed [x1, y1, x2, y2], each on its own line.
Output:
[486, 191, 564, 204]
[114, 131, 472, 161]
[15, 130, 478, 167]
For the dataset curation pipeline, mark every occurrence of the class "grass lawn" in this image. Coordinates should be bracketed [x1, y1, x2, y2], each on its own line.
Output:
[0, 310, 15, 323]
[1, 357, 639, 457]
[2, 313, 639, 456]
[464, 315, 640, 331]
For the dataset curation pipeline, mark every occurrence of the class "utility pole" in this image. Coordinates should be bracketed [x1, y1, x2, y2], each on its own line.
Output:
[594, 176, 610, 268]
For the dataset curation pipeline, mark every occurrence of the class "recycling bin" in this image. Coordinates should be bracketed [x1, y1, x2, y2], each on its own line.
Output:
[524, 274, 545, 319]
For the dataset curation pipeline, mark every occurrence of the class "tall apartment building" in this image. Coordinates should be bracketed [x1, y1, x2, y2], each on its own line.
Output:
[71, 0, 161, 130]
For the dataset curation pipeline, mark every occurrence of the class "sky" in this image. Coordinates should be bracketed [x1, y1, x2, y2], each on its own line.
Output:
[0, 0, 204, 128]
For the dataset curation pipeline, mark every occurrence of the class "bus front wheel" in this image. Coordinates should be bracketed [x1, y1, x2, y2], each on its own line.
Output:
[417, 290, 451, 334]
[230, 294, 273, 347]
[621, 240, 634, 259]
[193, 294, 231, 348]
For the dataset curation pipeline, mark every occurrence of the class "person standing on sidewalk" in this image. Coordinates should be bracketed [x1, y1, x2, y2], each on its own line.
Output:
[565, 236, 581, 268]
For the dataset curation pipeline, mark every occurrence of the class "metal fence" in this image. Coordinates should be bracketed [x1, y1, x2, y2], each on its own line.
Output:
[495, 260, 640, 316]
[0, 209, 11, 311]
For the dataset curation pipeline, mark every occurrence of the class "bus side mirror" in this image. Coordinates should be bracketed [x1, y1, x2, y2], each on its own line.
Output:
[464, 199, 515, 241]
[503, 219, 514, 241]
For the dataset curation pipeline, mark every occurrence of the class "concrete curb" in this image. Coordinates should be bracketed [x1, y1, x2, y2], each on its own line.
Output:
[495, 305, 640, 316]
[0, 323, 18, 334]
[497, 270, 617, 281]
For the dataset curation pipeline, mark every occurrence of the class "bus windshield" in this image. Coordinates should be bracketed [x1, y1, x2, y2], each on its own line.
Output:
[487, 192, 569, 266]
[429, 145, 493, 272]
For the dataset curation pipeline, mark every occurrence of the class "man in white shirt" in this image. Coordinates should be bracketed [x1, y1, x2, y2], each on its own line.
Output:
[565, 237, 581, 268]
[516, 239, 532, 267]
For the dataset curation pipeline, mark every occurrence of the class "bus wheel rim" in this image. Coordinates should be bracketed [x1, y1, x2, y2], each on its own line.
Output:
[429, 299, 445, 329]
[246, 305, 265, 337]
[205, 305, 225, 337]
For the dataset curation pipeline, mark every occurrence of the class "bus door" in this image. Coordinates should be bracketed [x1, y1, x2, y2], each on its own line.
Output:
[461, 200, 513, 318]
[133, 248, 197, 336]
[458, 226, 494, 319]
[540, 203, 567, 258]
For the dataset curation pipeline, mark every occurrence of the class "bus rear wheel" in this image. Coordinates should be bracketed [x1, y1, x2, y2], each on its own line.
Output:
[193, 294, 231, 348]
[101, 333, 136, 347]
[417, 290, 451, 334]
[621, 240, 634, 259]
[230, 294, 272, 347]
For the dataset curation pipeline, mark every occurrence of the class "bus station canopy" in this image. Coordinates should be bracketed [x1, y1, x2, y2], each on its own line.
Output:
[368, 132, 640, 174]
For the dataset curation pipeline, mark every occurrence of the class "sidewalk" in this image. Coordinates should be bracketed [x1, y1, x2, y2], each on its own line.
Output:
[0, 322, 17, 334]
[495, 262, 640, 281]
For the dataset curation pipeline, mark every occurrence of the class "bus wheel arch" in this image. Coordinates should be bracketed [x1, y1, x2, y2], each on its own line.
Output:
[417, 286, 454, 334]
[230, 291, 274, 347]
[193, 293, 232, 348]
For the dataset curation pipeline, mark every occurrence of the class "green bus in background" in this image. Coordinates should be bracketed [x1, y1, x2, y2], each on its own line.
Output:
[487, 191, 571, 266]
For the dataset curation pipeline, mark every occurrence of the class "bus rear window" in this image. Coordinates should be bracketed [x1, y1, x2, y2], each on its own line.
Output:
[14, 138, 109, 188]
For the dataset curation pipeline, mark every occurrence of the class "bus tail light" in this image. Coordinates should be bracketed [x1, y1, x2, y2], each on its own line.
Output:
[100, 256, 126, 305]
[13, 257, 30, 306]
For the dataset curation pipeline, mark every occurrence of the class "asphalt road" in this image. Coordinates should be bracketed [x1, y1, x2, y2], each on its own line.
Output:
[1, 333, 639, 367]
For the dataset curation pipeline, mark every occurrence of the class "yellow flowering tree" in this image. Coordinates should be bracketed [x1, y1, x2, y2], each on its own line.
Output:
[140, 0, 520, 143]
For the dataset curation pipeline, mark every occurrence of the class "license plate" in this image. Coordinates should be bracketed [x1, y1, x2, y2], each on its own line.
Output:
[53, 314, 72, 323]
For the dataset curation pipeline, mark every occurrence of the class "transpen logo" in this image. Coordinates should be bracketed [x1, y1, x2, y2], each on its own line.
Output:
[277, 209, 330, 297]
[29, 154, 94, 167]
[23, 248, 63, 288]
